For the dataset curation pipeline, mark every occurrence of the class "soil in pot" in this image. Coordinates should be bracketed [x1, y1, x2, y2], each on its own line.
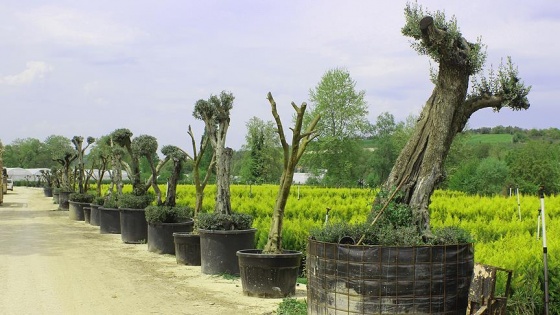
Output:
[68, 201, 87, 221]
[99, 207, 121, 234]
[237, 249, 301, 298]
[120, 208, 148, 244]
[148, 220, 194, 255]
[173, 232, 201, 266]
[199, 228, 257, 276]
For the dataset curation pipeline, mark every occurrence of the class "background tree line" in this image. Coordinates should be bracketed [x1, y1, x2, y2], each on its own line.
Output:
[2, 67, 557, 195]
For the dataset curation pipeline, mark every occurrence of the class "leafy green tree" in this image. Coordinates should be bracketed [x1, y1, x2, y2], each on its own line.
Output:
[3, 138, 49, 168]
[366, 112, 402, 187]
[507, 141, 560, 194]
[239, 117, 282, 184]
[305, 67, 371, 186]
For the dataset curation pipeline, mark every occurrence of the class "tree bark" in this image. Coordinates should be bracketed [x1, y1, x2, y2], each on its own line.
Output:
[215, 147, 232, 215]
[378, 16, 501, 235]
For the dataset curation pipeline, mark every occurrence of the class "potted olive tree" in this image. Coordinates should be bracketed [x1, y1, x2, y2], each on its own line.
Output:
[145, 145, 195, 255]
[193, 91, 257, 275]
[52, 138, 77, 210]
[172, 126, 215, 265]
[112, 131, 168, 243]
[306, 3, 530, 314]
[68, 136, 95, 221]
[236, 92, 320, 298]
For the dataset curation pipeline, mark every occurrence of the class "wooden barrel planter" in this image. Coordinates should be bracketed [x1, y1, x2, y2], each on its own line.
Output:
[307, 239, 474, 315]
[68, 201, 87, 221]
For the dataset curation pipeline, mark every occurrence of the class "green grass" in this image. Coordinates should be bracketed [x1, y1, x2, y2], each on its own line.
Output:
[277, 298, 307, 315]
[465, 133, 513, 144]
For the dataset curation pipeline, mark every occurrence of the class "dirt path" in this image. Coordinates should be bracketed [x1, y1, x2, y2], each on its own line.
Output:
[0, 187, 305, 315]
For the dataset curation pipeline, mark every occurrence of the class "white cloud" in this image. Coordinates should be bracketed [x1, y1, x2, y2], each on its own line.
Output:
[20, 6, 141, 47]
[0, 61, 53, 85]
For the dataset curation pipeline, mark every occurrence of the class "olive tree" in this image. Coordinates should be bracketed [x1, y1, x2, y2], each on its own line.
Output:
[193, 91, 234, 215]
[263, 92, 320, 254]
[71, 136, 95, 193]
[377, 3, 530, 236]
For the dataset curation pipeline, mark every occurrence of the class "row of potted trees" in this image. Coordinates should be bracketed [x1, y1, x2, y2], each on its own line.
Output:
[46, 89, 477, 315]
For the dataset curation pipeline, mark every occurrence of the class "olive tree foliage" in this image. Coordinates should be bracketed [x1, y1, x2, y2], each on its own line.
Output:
[239, 117, 282, 184]
[71, 136, 95, 193]
[132, 134, 170, 204]
[48, 135, 76, 191]
[193, 91, 234, 215]
[109, 129, 168, 199]
[86, 135, 112, 197]
[304, 68, 371, 186]
[263, 92, 320, 254]
[376, 3, 531, 236]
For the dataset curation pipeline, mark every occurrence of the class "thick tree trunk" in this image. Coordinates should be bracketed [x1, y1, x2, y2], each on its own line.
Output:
[165, 159, 182, 207]
[215, 147, 232, 215]
[381, 62, 472, 235]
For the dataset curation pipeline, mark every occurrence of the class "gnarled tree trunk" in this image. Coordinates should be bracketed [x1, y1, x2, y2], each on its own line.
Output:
[379, 16, 530, 236]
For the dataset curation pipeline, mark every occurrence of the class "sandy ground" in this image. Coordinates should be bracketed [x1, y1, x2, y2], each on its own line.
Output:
[0, 187, 306, 315]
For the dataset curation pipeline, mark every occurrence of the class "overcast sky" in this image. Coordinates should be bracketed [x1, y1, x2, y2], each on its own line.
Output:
[1, 1, 558, 151]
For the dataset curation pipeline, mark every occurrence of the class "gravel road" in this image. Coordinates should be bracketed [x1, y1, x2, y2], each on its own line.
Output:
[0, 187, 305, 315]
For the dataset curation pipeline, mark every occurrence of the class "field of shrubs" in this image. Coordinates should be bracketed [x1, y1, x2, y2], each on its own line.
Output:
[165, 184, 557, 313]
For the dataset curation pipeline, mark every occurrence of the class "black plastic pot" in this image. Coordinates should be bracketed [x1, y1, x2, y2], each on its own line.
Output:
[148, 220, 194, 255]
[237, 249, 302, 298]
[43, 187, 53, 197]
[52, 192, 59, 204]
[199, 228, 257, 276]
[173, 232, 201, 266]
[99, 207, 121, 234]
[89, 204, 101, 226]
[68, 201, 87, 221]
[58, 191, 72, 210]
[306, 239, 474, 315]
[83, 207, 91, 224]
[120, 208, 148, 244]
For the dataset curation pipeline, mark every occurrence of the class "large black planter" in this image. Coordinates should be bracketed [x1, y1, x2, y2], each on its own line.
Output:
[99, 207, 121, 234]
[58, 191, 72, 210]
[120, 208, 148, 244]
[237, 249, 302, 298]
[148, 220, 194, 255]
[306, 239, 474, 315]
[43, 187, 53, 197]
[89, 204, 101, 226]
[199, 228, 257, 276]
[83, 207, 91, 224]
[68, 201, 87, 221]
[173, 233, 201, 266]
